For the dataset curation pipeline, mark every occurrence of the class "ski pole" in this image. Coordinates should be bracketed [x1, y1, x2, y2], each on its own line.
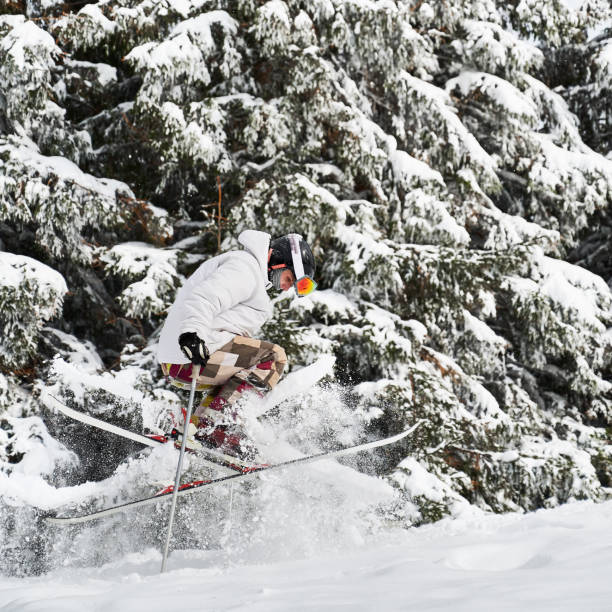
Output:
[161, 363, 201, 573]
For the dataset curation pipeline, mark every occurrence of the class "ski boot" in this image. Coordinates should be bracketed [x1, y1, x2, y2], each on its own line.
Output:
[170, 419, 204, 452]
[194, 415, 258, 463]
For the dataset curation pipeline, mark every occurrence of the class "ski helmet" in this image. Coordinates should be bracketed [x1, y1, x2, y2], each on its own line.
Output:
[268, 233, 316, 296]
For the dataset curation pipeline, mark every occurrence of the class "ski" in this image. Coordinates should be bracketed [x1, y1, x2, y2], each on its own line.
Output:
[41, 392, 249, 475]
[45, 421, 422, 525]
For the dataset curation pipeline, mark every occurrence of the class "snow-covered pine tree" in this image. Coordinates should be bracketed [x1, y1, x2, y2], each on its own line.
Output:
[0, 0, 611, 572]
[0, 10, 178, 503]
[548, 24, 612, 299]
[0, 10, 177, 357]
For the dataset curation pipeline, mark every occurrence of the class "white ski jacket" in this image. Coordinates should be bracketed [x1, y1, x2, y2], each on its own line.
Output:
[157, 230, 273, 364]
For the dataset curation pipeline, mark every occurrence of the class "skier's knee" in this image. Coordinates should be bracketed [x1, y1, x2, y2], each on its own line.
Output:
[273, 344, 287, 367]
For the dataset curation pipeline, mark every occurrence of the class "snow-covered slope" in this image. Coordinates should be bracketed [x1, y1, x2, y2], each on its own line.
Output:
[1, 500, 610, 611]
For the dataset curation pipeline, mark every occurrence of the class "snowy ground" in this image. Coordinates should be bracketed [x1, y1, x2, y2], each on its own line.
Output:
[0, 499, 610, 611]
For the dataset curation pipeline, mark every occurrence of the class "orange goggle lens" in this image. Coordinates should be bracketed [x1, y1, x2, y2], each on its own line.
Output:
[295, 276, 317, 297]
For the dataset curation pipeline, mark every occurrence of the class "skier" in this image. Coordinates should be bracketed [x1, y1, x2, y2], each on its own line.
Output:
[157, 229, 316, 460]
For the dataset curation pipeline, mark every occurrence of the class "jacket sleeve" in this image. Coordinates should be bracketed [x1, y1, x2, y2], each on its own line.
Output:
[180, 254, 258, 337]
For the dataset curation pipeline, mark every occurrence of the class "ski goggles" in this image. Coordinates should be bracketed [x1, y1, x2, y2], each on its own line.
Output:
[288, 233, 317, 297]
[294, 274, 317, 297]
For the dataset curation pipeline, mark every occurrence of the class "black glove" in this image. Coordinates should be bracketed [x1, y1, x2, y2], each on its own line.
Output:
[178, 332, 210, 367]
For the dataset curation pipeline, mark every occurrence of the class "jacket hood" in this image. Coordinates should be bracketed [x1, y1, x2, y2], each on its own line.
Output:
[238, 230, 272, 288]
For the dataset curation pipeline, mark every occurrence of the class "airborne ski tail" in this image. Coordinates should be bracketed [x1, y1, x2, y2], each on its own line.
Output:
[41, 391, 239, 474]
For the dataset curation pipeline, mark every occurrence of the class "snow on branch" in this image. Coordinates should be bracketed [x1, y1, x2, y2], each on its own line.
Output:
[0, 137, 132, 263]
[389, 71, 500, 191]
[0, 253, 67, 370]
[99, 242, 181, 319]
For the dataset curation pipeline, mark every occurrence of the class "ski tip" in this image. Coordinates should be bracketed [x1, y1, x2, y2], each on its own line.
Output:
[39, 390, 57, 411]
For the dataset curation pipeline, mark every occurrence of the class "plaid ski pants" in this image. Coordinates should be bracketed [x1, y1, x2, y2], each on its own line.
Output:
[161, 336, 286, 418]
